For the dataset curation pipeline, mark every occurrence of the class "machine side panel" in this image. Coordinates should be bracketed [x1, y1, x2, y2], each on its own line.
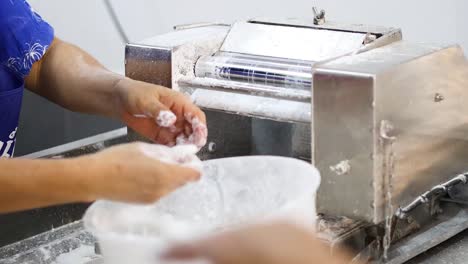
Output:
[315, 43, 468, 223]
[374, 46, 468, 222]
[314, 71, 375, 221]
[125, 44, 172, 87]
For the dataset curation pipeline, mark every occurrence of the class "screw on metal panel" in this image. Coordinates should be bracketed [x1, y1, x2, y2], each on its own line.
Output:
[208, 142, 217, 153]
[380, 120, 396, 141]
[313, 7, 326, 25]
[434, 93, 444, 102]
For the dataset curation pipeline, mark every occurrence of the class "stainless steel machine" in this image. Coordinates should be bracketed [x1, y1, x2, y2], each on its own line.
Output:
[2, 15, 468, 264]
[124, 16, 468, 263]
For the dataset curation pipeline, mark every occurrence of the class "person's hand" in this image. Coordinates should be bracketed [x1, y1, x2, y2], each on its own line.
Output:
[114, 78, 207, 147]
[79, 142, 201, 203]
[163, 222, 352, 264]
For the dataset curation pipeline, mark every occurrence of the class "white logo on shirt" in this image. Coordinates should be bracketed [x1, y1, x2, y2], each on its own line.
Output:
[5, 43, 48, 77]
[0, 127, 18, 158]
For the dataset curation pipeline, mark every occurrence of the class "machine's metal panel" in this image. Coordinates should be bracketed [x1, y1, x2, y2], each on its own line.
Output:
[318, 42, 448, 75]
[125, 44, 172, 87]
[374, 45, 468, 222]
[221, 22, 367, 61]
[197, 110, 312, 162]
[125, 26, 229, 90]
[197, 111, 253, 161]
[249, 18, 403, 58]
[314, 73, 376, 221]
[314, 42, 468, 223]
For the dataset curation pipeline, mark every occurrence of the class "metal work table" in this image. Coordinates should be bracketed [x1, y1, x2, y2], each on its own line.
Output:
[1, 128, 468, 264]
[408, 229, 468, 264]
[1, 219, 468, 264]
[0, 222, 98, 264]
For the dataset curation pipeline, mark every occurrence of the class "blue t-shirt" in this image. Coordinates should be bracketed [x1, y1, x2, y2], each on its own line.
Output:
[0, 0, 54, 157]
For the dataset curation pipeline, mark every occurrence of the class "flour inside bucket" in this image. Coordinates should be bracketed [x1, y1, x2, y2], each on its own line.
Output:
[83, 156, 321, 264]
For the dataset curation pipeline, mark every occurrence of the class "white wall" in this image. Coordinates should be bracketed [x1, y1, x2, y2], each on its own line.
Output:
[29, 0, 468, 74]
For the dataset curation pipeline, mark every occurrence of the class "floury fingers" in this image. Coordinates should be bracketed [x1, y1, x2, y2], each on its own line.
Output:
[139, 143, 202, 172]
[156, 110, 177, 128]
[176, 113, 208, 149]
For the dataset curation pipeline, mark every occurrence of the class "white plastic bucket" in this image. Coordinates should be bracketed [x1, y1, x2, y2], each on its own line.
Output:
[83, 156, 321, 264]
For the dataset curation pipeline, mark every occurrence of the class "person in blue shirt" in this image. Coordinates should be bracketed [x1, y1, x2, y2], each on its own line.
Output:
[0, 1, 206, 212]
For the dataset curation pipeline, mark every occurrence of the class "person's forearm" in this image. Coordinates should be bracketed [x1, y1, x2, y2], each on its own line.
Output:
[0, 158, 93, 213]
[25, 38, 125, 118]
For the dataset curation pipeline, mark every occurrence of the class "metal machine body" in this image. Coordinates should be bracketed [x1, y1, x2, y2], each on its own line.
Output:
[124, 18, 468, 262]
[314, 42, 468, 223]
